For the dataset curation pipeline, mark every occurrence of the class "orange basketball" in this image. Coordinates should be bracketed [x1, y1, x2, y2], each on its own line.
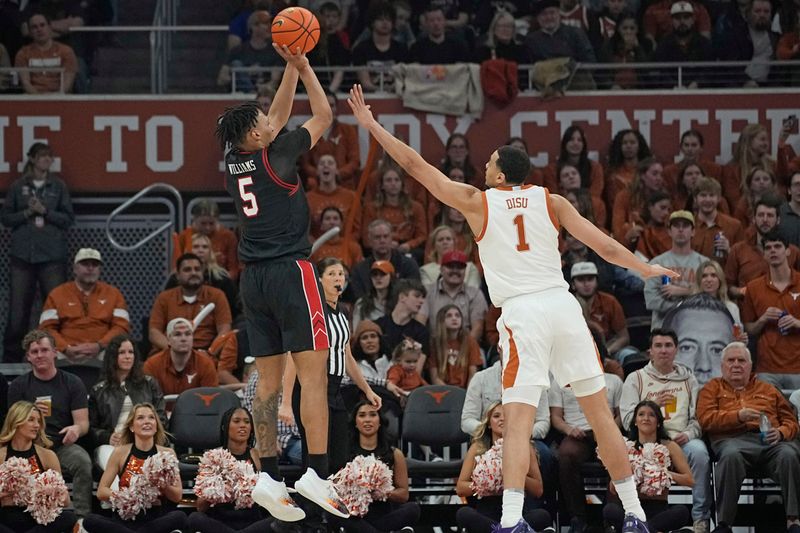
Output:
[271, 7, 320, 54]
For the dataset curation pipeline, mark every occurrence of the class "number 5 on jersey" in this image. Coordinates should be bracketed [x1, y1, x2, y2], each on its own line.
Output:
[513, 214, 531, 252]
[238, 176, 259, 217]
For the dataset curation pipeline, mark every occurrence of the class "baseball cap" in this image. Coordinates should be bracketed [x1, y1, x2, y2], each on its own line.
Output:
[166, 317, 193, 337]
[571, 262, 599, 279]
[441, 249, 468, 266]
[669, 210, 695, 226]
[370, 260, 395, 275]
[670, 1, 694, 15]
[74, 248, 102, 264]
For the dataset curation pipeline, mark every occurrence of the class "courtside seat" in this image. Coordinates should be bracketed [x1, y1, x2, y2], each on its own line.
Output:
[169, 387, 241, 481]
[402, 385, 469, 479]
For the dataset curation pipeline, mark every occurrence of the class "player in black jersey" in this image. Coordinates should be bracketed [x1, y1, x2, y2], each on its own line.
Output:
[215, 44, 348, 522]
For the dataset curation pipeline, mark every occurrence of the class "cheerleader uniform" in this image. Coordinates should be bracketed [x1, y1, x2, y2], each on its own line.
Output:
[83, 444, 187, 533]
[186, 448, 272, 533]
[0, 445, 77, 533]
[328, 444, 421, 533]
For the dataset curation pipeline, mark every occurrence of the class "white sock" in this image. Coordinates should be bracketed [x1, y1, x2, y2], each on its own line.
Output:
[501, 489, 524, 528]
[613, 477, 646, 521]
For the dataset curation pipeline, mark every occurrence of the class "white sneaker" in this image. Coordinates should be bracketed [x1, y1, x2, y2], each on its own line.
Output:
[294, 468, 350, 518]
[251, 472, 306, 522]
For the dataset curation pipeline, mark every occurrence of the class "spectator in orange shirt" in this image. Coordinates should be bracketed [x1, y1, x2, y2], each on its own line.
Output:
[306, 154, 360, 239]
[148, 253, 232, 352]
[427, 305, 482, 389]
[310, 206, 364, 269]
[14, 13, 77, 93]
[362, 165, 427, 259]
[663, 130, 723, 192]
[635, 191, 673, 260]
[732, 166, 780, 224]
[39, 248, 130, 363]
[643, 0, 711, 46]
[543, 125, 605, 202]
[741, 230, 800, 391]
[177, 199, 240, 280]
[143, 318, 219, 396]
[721, 123, 776, 210]
[440, 133, 483, 190]
[696, 342, 800, 531]
[427, 165, 467, 232]
[691, 177, 745, 265]
[300, 91, 360, 190]
[570, 262, 631, 357]
[558, 163, 608, 228]
[604, 128, 652, 207]
[726, 194, 800, 299]
[386, 339, 428, 398]
[206, 328, 248, 386]
[612, 157, 666, 247]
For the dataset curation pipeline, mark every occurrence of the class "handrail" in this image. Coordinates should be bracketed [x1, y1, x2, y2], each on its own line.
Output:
[106, 182, 184, 256]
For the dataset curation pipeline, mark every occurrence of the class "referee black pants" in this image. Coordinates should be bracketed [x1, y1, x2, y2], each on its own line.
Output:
[291, 373, 349, 475]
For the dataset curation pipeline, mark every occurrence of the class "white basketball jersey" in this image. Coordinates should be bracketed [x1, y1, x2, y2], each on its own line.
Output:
[476, 185, 568, 306]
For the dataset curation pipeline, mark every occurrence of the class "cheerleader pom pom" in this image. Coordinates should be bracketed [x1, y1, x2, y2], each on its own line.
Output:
[331, 455, 394, 517]
[231, 460, 258, 510]
[142, 451, 180, 489]
[470, 439, 504, 498]
[0, 457, 34, 506]
[194, 449, 237, 505]
[109, 484, 145, 521]
[26, 470, 68, 525]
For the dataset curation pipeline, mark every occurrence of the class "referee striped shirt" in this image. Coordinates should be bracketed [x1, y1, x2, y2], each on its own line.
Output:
[326, 303, 350, 377]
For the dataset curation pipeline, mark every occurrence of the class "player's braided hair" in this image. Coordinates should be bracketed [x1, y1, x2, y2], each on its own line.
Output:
[215, 101, 261, 149]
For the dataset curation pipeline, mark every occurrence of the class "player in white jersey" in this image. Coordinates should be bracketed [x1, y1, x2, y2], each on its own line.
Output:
[347, 85, 676, 533]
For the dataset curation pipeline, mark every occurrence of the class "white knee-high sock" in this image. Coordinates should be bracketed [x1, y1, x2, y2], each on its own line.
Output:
[613, 477, 646, 521]
[501, 489, 524, 528]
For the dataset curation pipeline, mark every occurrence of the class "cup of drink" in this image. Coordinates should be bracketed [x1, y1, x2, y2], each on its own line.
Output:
[35, 395, 52, 417]
[662, 275, 671, 285]
[665, 395, 677, 416]
[732, 323, 742, 338]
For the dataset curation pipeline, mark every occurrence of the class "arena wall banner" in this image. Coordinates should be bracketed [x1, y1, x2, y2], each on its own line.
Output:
[0, 92, 798, 192]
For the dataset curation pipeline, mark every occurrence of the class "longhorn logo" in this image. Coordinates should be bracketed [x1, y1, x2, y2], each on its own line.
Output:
[425, 390, 451, 405]
[194, 392, 220, 407]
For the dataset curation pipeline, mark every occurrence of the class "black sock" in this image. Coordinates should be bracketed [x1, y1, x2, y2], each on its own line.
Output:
[308, 454, 329, 478]
[260, 456, 282, 481]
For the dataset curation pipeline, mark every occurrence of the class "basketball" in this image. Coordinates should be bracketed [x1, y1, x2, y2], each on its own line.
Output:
[271, 7, 320, 54]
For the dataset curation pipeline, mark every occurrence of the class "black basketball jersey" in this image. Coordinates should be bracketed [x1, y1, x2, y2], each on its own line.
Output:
[224, 127, 313, 263]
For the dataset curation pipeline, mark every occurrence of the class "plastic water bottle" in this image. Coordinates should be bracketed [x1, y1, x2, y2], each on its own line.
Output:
[714, 232, 725, 258]
[779, 311, 791, 335]
[759, 412, 772, 444]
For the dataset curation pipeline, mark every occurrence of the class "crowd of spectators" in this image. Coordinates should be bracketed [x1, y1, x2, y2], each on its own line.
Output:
[217, 0, 800, 94]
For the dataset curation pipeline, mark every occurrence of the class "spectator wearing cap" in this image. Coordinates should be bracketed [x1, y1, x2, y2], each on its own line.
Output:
[645, 211, 709, 328]
[571, 262, 631, 357]
[643, 0, 711, 47]
[420, 225, 481, 290]
[39, 248, 130, 363]
[418, 250, 488, 342]
[652, 1, 713, 88]
[217, 9, 281, 92]
[148, 253, 232, 353]
[143, 317, 219, 396]
[690, 177, 745, 266]
[524, 0, 597, 87]
[352, 260, 397, 332]
[347, 219, 421, 301]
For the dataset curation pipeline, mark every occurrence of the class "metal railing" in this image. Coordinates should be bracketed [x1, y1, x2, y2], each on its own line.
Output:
[106, 182, 184, 261]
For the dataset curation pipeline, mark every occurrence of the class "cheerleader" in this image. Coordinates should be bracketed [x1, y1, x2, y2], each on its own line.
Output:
[83, 403, 186, 533]
[0, 401, 77, 533]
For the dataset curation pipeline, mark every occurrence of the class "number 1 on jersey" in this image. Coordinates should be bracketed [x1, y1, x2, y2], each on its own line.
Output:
[237, 176, 259, 217]
[513, 214, 530, 251]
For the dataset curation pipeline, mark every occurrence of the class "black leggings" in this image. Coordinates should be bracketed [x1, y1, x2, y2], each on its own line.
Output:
[603, 500, 691, 533]
[0, 506, 77, 533]
[327, 501, 421, 533]
[291, 374, 349, 475]
[455, 497, 553, 533]
[83, 507, 187, 533]
[187, 506, 271, 533]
